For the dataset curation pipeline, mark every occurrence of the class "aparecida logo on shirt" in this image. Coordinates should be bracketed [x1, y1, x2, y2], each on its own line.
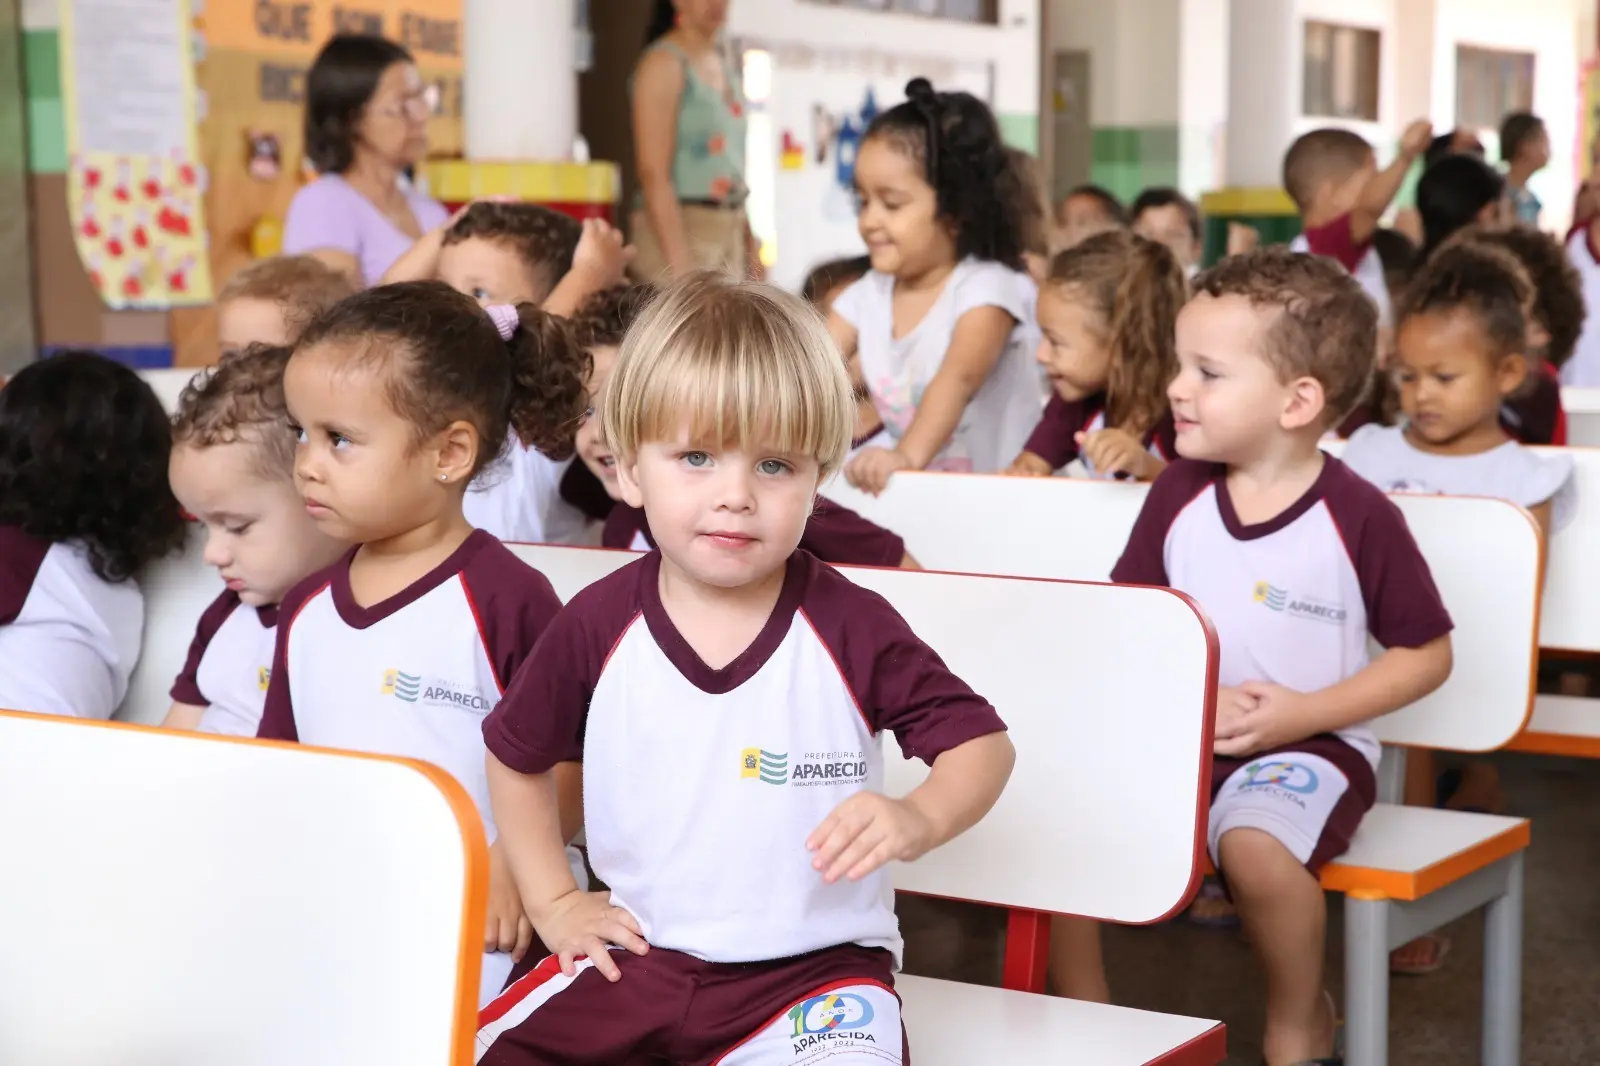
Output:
[1252, 581, 1347, 625]
[741, 747, 868, 787]
[256, 666, 271, 692]
[788, 992, 880, 1057]
[380, 668, 491, 712]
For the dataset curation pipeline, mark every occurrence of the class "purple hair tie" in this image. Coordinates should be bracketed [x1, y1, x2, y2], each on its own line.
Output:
[485, 304, 519, 341]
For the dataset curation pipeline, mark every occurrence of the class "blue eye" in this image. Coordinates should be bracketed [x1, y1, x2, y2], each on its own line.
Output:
[471, 287, 492, 303]
[683, 451, 710, 467]
[758, 459, 791, 476]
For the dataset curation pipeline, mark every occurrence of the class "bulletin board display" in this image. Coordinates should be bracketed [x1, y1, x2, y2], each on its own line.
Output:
[736, 39, 992, 294]
[57, 0, 214, 309]
[171, 0, 464, 366]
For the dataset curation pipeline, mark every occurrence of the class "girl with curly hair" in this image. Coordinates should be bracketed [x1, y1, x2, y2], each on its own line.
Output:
[257, 281, 591, 1006]
[163, 344, 349, 737]
[0, 351, 187, 720]
[828, 77, 1044, 493]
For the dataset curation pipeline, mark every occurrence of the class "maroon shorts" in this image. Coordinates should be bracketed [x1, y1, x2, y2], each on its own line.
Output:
[476, 943, 905, 1065]
[1209, 732, 1376, 876]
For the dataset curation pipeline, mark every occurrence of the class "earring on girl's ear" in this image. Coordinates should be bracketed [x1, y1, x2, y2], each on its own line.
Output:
[439, 474, 448, 482]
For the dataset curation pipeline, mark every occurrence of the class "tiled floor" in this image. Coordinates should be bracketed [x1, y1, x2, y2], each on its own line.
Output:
[898, 752, 1600, 1064]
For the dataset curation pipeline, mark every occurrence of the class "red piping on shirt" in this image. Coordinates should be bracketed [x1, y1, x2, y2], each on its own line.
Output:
[459, 575, 505, 696]
[282, 581, 331, 682]
[796, 606, 874, 733]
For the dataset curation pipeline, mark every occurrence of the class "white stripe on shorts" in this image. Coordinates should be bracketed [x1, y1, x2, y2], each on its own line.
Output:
[475, 957, 596, 1063]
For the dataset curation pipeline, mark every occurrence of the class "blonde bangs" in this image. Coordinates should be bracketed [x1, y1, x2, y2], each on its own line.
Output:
[602, 273, 854, 475]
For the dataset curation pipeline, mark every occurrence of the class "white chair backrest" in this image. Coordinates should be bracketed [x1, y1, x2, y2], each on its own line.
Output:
[1562, 387, 1600, 447]
[820, 471, 1540, 752]
[140, 367, 201, 414]
[1530, 446, 1600, 653]
[509, 544, 1216, 925]
[120, 532, 223, 726]
[0, 713, 484, 1065]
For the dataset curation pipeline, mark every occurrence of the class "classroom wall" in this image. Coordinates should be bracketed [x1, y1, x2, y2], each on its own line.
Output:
[727, 0, 1041, 151]
[1045, 0, 1588, 223]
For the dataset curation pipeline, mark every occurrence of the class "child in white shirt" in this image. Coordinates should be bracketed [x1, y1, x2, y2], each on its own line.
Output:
[477, 272, 1014, 1064]
[829, 77, 1043, 491]
[164, 344, 349, 736]
[258, 281, 592, 1005]
[0, 352, 187, 720]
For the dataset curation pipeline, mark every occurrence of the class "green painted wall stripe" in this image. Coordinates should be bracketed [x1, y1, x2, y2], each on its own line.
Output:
[23, 29, 63, 173]
[23, 29, 57, 99]
[28, 99, 65, 173]
[997, 113, 1038, 154]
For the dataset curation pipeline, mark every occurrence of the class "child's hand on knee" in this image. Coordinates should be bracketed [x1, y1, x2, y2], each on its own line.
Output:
[807, 791, 936, 884]
[486, 841, 535, 961]
[534, 889, 649, 982]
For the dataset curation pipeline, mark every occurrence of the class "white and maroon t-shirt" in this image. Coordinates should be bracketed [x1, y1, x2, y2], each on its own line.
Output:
[483, 550, 1006, 967]
[463, 443, 593, 546]
[169, 591, 278, 737]
[1022, 393, 1178, 478]
[1341, 423, 1576, 531]
[1292, 212, 1392, 329]
[1111, 458, 1453, 765]
[258, 530, 562, 836]
[0, 526, 143, 720]
[1562, 226, 1600, 386]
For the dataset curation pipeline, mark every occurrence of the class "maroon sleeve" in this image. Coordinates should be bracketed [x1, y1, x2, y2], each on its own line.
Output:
[1323, 460, 1454, 648]
[255, 575, 332, 742]
[1498, 368, 1562, 445]
[462, 540, 566, 691]
[801, 558, 1006, 764]
[1337, 401, 1378, 439]
[558, 460, 617, 522]
[1301, 212, 1368, 273]
[482, 560, 647, 773]
[801, 498, 906, 567]
[1110, 459, 1217, 585]
[169, 590, 242, 705]
[1146, 411, 1178, 460]
[0, 526, 49, 626]
[601, 504, 651, 550]
[1021, 394, 1088, 469]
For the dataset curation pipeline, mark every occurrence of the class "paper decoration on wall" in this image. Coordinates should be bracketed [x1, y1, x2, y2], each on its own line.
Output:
[780, 131, 805, 170]
[58, 0, 213, 309]
[246, 130, 283, 181]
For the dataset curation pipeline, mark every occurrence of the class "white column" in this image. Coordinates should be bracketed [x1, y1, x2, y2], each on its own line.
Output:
[1391, 0, 1436, 130]
[1225, 0, 1300, 187]
[463, 0, 577, 160]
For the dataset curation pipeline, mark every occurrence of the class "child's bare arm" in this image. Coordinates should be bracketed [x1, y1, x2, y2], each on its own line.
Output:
[487, 754, 580, 914]
[894, 306, 1015, 469]
[827, 309, 860, 363]
[160, 701, 205, 731]
[1351, 120, 1433, 244]
[1219, 635, 1452, 755]
[542, 220, 636, 318]
[807, 731, 1014, 883]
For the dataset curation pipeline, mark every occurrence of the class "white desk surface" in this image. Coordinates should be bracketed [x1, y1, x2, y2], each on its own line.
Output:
[898, 975, 1224, 1066]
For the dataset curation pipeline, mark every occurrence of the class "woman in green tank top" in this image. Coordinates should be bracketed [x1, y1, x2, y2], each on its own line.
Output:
[630, 0, 758, 280]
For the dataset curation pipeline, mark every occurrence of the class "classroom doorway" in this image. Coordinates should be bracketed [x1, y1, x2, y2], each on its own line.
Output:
[579, 0, 653, 235]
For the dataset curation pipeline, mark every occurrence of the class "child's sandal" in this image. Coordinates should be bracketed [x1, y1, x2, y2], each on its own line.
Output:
[1390, 932, 1451, 975]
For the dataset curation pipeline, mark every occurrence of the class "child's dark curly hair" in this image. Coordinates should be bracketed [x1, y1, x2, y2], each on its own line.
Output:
[569, 284, 659, 351]
[1458, 225, 1586, 368]
[862, 78, 1027, 271]
[1398, 241, 1531, 363]
[442, 202, 584, 303]
[0, 351, 187, 582]
[294, 281, 591, 467]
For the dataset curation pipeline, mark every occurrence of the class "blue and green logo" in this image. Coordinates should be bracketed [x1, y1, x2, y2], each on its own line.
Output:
[382, 669, 422, 703]
[1253, 581, 1288, 612]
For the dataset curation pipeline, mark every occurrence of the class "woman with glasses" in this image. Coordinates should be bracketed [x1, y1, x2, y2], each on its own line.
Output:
[283, 34, 448, 287]
[630, 0, 758, 280]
